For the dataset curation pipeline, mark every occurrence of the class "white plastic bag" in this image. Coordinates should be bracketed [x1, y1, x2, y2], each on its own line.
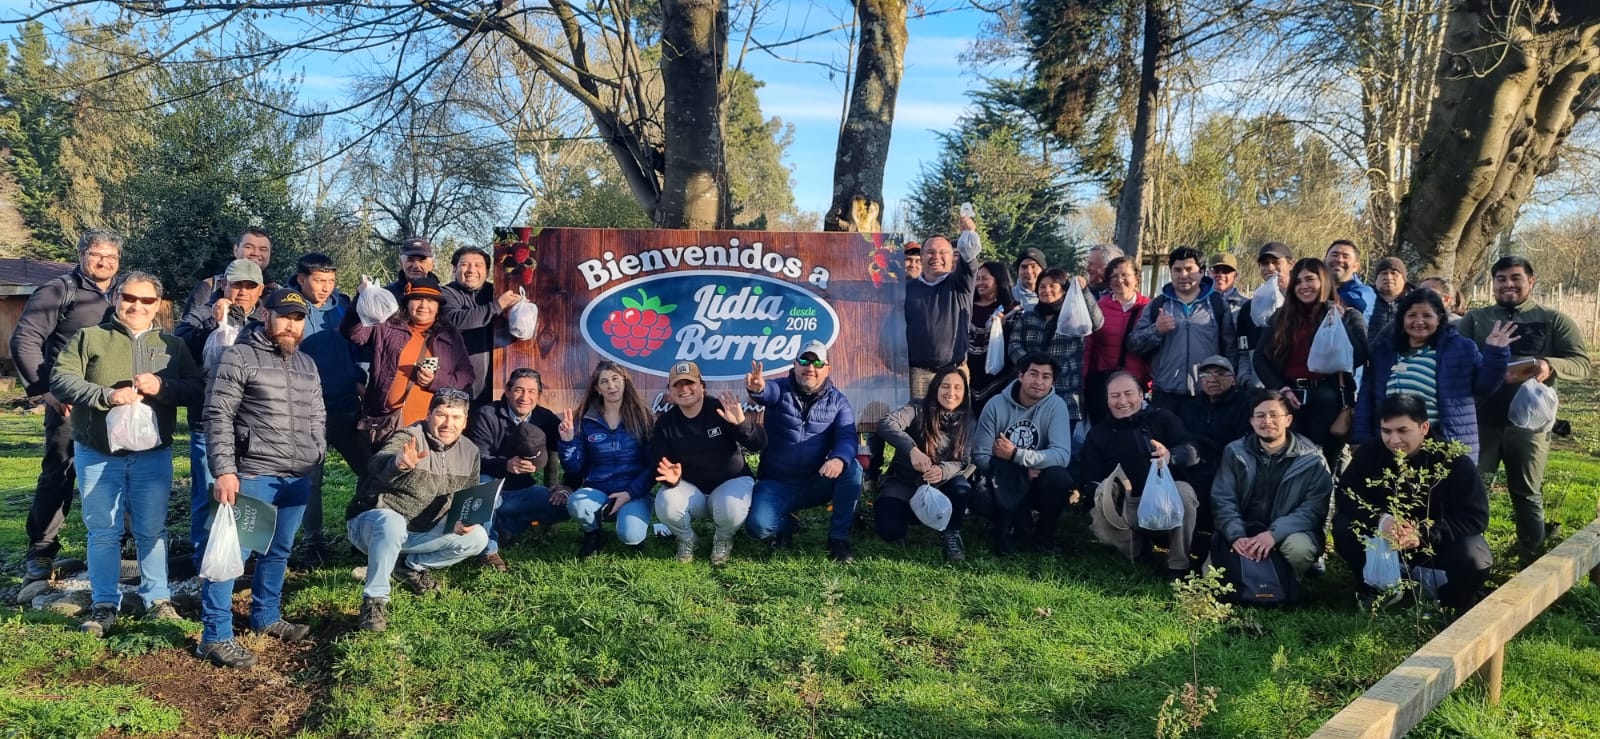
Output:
[1056, 279, 1093, 337]
[199, 502, 245, 581]
[1136, 460, 1184, 531]
[911, 483, 953, 532]
[106, 402, 160, 453]
[984, 310, 1005, 376]
[508, 288, 539, 341]
[1508, 379, 1558, 433]
[356, 274, 399, 327]
[1306, 307, 1355, 374]
[201, 320, 240, 369]
[1362, 526, 1403, 590]
[1250, 283, 1285, 326]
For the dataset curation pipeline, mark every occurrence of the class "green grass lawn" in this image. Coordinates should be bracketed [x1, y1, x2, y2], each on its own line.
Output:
[2, 390, 1599, 738]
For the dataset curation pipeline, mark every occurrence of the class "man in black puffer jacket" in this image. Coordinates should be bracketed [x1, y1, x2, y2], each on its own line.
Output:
[197, 289, 327, 669]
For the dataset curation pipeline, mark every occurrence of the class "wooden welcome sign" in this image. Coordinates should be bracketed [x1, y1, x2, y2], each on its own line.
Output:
[491, 227, 913, 429]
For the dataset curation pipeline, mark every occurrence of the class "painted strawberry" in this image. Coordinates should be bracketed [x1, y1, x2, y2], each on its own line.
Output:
[500, 243, 537, 286]
[601, 289, 678, 356]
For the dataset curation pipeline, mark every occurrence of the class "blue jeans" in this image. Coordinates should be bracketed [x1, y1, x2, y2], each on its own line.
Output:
[568, 488, 653, 545]
[348, 509, 489, 598]
[746, 460, 863, 542]
[75, 443, 173, 609]
[486, 480, 564, 555]
[188, 430, 215, 569]
[200, 474, 307, 643]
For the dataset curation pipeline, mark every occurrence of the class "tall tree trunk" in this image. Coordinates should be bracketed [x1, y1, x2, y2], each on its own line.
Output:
[659, 0, 730, 229]
[825, 0, 908, 233]
[1397, 0, 1600, 284]
[1114, 0, 1167, 264]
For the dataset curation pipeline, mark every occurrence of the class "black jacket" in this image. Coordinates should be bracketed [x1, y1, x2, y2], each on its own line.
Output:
[1336, 442, 1488, 549]
[466, 400, 563, 491]
[10, 268, 113, 397]
[1076, 408, 1196, 494]
[204, 325, 327, 478]
[1176, 388, 1254, 475]
[652, 396, 765, 492]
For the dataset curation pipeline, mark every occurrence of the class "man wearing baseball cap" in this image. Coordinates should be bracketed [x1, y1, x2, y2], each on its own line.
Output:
[1209, 254, 1249, 317]
[1176, 354, 1254, 539]
[744, 340, 862, 562]
[902, 243, 922, 281]
[652, 361, 767, 565]
[385, 237, 437, 301]
[1233, 242, 1294, 389]
[197, 286, 327, 668]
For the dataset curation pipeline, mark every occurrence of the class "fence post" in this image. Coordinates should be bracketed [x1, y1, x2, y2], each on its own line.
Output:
[1476, 647, 1505, 705]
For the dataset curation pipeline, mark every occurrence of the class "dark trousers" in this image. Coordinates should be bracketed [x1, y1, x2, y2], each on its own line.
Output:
[1291, 381, 1350, 475]
[984, 463, 1073, 541]
[875, 475, 972, 541]
[1332, 512, 1492, 609]
[26, 404, 77, 559]
[305, 410, 372, 543]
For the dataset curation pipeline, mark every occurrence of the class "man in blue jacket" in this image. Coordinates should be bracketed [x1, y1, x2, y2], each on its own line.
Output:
[1325, 239, 1376, 325]
[744, 340, 862, 562]
[291, 253, 369, 564]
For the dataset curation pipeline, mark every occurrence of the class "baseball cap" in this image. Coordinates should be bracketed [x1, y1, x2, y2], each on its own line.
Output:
[1256, 242, 1293, 262]
[264, 288, 309, 316]
[400, 237, 434, 259]
[1210, 254, 1239, 272]
[223, 259, 264, 286]
[903, 242, 922, 256]
[668, 361, 702, 385]
[798, 340, 829, 363]
[1196, 355, 1234, 374]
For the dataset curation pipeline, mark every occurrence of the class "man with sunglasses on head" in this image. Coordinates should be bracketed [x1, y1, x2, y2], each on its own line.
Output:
[13, 229, 122, 583]
[744, 341, 862, 563]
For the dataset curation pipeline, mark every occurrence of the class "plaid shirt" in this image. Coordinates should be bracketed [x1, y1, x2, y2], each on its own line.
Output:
[1006, 300, 1103, 421]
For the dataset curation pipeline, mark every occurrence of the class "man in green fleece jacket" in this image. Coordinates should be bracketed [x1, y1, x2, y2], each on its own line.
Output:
[1457, 256, 1590, 560]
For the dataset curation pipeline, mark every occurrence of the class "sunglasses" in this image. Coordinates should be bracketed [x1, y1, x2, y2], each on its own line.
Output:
[795, 357, 828, 368]
[120, 293, 160, 306]
[434, 388, 471, 401]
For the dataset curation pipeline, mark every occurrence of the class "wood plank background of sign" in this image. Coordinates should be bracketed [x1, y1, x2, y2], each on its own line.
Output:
[492, 228, 912, 431]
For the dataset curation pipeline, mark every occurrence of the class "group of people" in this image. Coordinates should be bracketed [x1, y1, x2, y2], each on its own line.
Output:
[8, 221, 1587, 669]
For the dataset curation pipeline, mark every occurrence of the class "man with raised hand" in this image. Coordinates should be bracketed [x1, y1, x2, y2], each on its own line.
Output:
[12, 229, 120, 582]
[347, 390, 486, 632]
[1234, 242, 1293, 389]
[442, 245, 521, 402]
[744, 342, 862, 563]
[1457, 256, 1590, 561]
[653, 361, 766, 565]
[197, 288, 325, 668]
[904, 213, 981, 401]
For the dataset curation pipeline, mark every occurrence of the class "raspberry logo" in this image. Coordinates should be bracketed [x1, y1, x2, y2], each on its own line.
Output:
[601, 289, 677, 357]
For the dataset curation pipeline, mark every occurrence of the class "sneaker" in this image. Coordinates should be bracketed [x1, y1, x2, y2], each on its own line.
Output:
[827, 538, 855, 564]
[24, 555, 53, 583]
[145, 600, 183, 621]
[710, 530, 734, 566]
[80, 603, 117, 637]
[675, 531, 697, 563]
[259, 620, 311, 642]
[359, 596, 389, 632]
[579, 530, 605, 559]
[395, 565, 440, 595]
[479, 551, 509, 572]
[940, 531, 967, 563]
[195, 638, 258, 669]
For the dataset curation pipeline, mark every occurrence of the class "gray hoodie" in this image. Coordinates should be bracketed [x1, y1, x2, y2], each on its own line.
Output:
[972, 380, 1074, 474]
[1127, 276, 1237, 396]
[1210, 431, 1331, 547]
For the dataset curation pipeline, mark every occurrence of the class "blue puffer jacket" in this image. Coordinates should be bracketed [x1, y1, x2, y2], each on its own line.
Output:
[750, 374, 857, 481]
[558, 412, 653, 499]
[1353, 326, 1508, 461]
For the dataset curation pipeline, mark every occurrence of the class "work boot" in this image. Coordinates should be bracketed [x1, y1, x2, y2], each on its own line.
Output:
[196, 638, 258, 669]
[359, 597, 389, 633]
[710, 530, 734, 566]
[80, 603, 117, 638]
[145, 599, 183, 621]
[675, 530, 697, 563]
[259, 620, 312, 642]
[24, 556, 53, 583]
[479, 551, 509, 572]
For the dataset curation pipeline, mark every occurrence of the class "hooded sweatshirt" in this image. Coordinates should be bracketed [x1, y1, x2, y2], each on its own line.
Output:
[973, 380, 1073, 474]
[1126, 275, 1237, 396]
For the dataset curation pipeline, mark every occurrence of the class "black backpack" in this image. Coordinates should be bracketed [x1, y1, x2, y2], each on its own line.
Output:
[1210, 525, 1301, 607]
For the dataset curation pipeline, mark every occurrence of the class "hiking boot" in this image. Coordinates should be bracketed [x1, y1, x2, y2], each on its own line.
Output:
[827, 538, 855, 564]
[145, 599, 183, 621]
[80, 603, 117, 638]
[710, 530, 734, 566]
[479, 551, 509, 572]
[24, 556, 53, 583]
[940, 531, 967, 563]
[196, 638, 258, 669]
[675, 531, 697, 563]
[579, 529, 605, 559]
[396, 565, 440, 595]
[359, 596, 389, 632]
[259, 620, 312, 643]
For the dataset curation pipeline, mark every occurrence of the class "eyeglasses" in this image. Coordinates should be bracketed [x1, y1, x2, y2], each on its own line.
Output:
[120, 293, 159, 306]
[1198, 370, 1233, 379]
[84, 251, 119, 261]
[1251, 411, 1288, 421]
[795, 358, 828, 368]
[434, 388, 471, 401]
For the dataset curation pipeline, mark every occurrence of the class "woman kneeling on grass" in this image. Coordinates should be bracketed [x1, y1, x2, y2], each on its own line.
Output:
[651, 361, 766, 565]
[559, 360, 655, 558]
[875, 366, 975, 562]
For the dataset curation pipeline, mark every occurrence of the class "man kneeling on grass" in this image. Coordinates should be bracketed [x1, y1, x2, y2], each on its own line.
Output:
[346, 390, 487, 632]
